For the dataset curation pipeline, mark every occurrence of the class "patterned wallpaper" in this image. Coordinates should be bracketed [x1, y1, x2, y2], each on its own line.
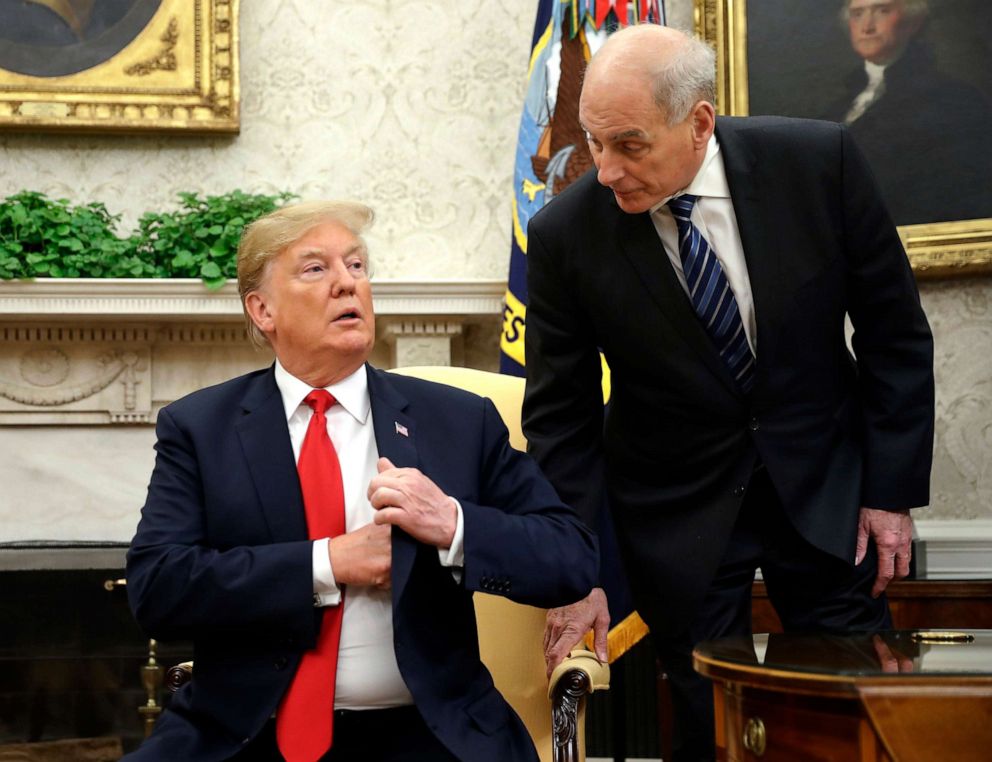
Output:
[924, 279, 992, 520]
[0, 0, 533, 279]
[0, 0, 989, 521]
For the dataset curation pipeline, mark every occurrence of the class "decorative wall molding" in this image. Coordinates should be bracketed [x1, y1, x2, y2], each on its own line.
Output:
[0, 278, 506, 320]
[0, 279, 505, 426]
[915, 520, 992, 579]
[381, 320, 466, 367]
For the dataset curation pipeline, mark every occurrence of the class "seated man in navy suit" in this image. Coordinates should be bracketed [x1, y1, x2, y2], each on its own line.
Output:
[124, 199, 598, 762]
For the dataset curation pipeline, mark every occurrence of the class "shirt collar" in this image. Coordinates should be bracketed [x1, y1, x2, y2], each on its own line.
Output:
[650, 134, 729, 214]
[864, 59, 887, 85]
[273, 359, 371, 425]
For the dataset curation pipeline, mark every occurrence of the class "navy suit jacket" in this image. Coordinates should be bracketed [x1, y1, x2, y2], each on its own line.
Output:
[125, 364, 598, 761]
[523, 116, 934, 639]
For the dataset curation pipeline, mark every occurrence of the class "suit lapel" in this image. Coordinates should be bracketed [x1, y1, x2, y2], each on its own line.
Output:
[366, 366, 420, 601]
[716, 118, 819, 371]
[611, 196, 742, 396]
[235, 367, 308, 543]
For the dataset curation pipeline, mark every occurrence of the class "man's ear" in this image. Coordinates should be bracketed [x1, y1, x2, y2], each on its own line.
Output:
[689, 100, 716, 148]
[244, 290, 275, 336]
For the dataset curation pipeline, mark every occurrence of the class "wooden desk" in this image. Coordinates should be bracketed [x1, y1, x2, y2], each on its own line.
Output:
[694, 630, 992, 762]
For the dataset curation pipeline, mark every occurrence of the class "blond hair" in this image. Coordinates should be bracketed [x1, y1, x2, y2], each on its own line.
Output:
[237, 200, 375, 348]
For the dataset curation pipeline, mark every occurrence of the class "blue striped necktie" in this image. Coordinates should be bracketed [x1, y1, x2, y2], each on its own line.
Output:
[667, 194, 755, 393]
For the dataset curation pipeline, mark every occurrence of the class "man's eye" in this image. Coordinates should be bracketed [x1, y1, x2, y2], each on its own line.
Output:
[303, 263, 324, 273]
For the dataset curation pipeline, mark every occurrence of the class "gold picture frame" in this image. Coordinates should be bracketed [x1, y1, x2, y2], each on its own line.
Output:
[694, 0, 992, 278]
[0, 0, 239, 134]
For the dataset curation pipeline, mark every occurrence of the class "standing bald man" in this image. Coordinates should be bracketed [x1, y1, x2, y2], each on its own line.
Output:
[523, 25, 934, 760]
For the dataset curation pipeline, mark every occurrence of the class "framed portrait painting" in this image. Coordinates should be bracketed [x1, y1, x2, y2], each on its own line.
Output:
[695, 0, 992, 277]
[0, 0, 239, 133]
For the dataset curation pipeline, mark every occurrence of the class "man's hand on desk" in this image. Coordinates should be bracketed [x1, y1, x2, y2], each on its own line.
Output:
[544, 587, 610, 677]
[368, 457, 458, 549]
[856, 506, 914, 598]
[329, 523, 392, 589]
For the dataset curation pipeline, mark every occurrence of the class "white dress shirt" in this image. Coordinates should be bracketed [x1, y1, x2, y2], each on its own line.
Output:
[274, 360, 464, 709]
[649, 134, 757, 355]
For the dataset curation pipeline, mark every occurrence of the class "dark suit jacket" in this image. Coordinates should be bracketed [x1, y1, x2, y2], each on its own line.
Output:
[823, 41, 992, 225]
[523, 116, 934, 639]
[124, 364, 597, 762]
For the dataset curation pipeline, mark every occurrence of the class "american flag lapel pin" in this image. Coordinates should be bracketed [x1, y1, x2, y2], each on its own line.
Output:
[395, 421, 409, 437]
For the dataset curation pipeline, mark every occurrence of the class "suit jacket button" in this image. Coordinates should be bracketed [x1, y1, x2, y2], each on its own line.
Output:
[748, 417, 760, 432]
[733, 484, 746, 497]
[274, 656, 288, 670]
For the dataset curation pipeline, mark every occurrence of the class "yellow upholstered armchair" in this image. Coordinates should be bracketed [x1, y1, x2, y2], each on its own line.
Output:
[392, 366, 610, 762]
[167, 366, 609, 762]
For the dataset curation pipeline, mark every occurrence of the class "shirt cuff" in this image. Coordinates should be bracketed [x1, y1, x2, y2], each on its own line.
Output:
[312, 538, 341, 607]
[438, 497, 464, 578]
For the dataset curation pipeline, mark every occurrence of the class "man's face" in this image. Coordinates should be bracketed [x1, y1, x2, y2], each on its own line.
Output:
[847, 1, 919, 65]
[247, 221, 375, 385]
[579, 74, 707, 214]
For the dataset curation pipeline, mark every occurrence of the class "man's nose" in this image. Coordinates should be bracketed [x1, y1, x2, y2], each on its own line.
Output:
[329, 262, 357, 296]
[596, 151, 624, 187]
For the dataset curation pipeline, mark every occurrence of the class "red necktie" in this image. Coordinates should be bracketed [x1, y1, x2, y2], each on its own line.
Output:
[276, 390, 347, 762]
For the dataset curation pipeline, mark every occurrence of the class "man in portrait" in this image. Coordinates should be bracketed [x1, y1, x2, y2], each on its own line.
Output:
[0, 0, 161, 76]
[824, 0, 992, 224]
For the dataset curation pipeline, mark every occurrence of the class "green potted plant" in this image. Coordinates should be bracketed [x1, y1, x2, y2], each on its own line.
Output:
[0, 190, 293, 288]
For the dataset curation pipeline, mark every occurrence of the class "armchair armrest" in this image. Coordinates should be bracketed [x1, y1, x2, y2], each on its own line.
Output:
[548, 649, 610, 762]
[165, 661, 193, 693]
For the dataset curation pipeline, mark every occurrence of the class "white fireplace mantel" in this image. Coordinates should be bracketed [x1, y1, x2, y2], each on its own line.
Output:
[0, 278, 506, 320]
[0, 278, 506, 425]
[0, 278, 506, 546]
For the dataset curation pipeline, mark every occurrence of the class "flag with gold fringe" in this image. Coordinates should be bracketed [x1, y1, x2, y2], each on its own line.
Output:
[501, 0, 664, 663]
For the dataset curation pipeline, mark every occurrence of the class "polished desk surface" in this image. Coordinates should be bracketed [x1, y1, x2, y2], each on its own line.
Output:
[694, 631, 992, 762]
[695, 629, 992, 687]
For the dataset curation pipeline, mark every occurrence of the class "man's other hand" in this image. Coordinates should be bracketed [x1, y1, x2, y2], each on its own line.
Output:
[329, 522, 392, 589]
[855, 506, 913, 598]
[368, 457, 457, 549]
[544, 587, 610, 677]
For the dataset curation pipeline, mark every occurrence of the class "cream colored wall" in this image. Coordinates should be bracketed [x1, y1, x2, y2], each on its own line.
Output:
[0, 0, 533, 279]
[0, 0, 988, 524]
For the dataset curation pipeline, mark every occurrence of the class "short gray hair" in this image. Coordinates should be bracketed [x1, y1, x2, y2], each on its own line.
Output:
[237, 200, 374, 348]
[647, 33, 716, 126]
[840, 0, 929, 23]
